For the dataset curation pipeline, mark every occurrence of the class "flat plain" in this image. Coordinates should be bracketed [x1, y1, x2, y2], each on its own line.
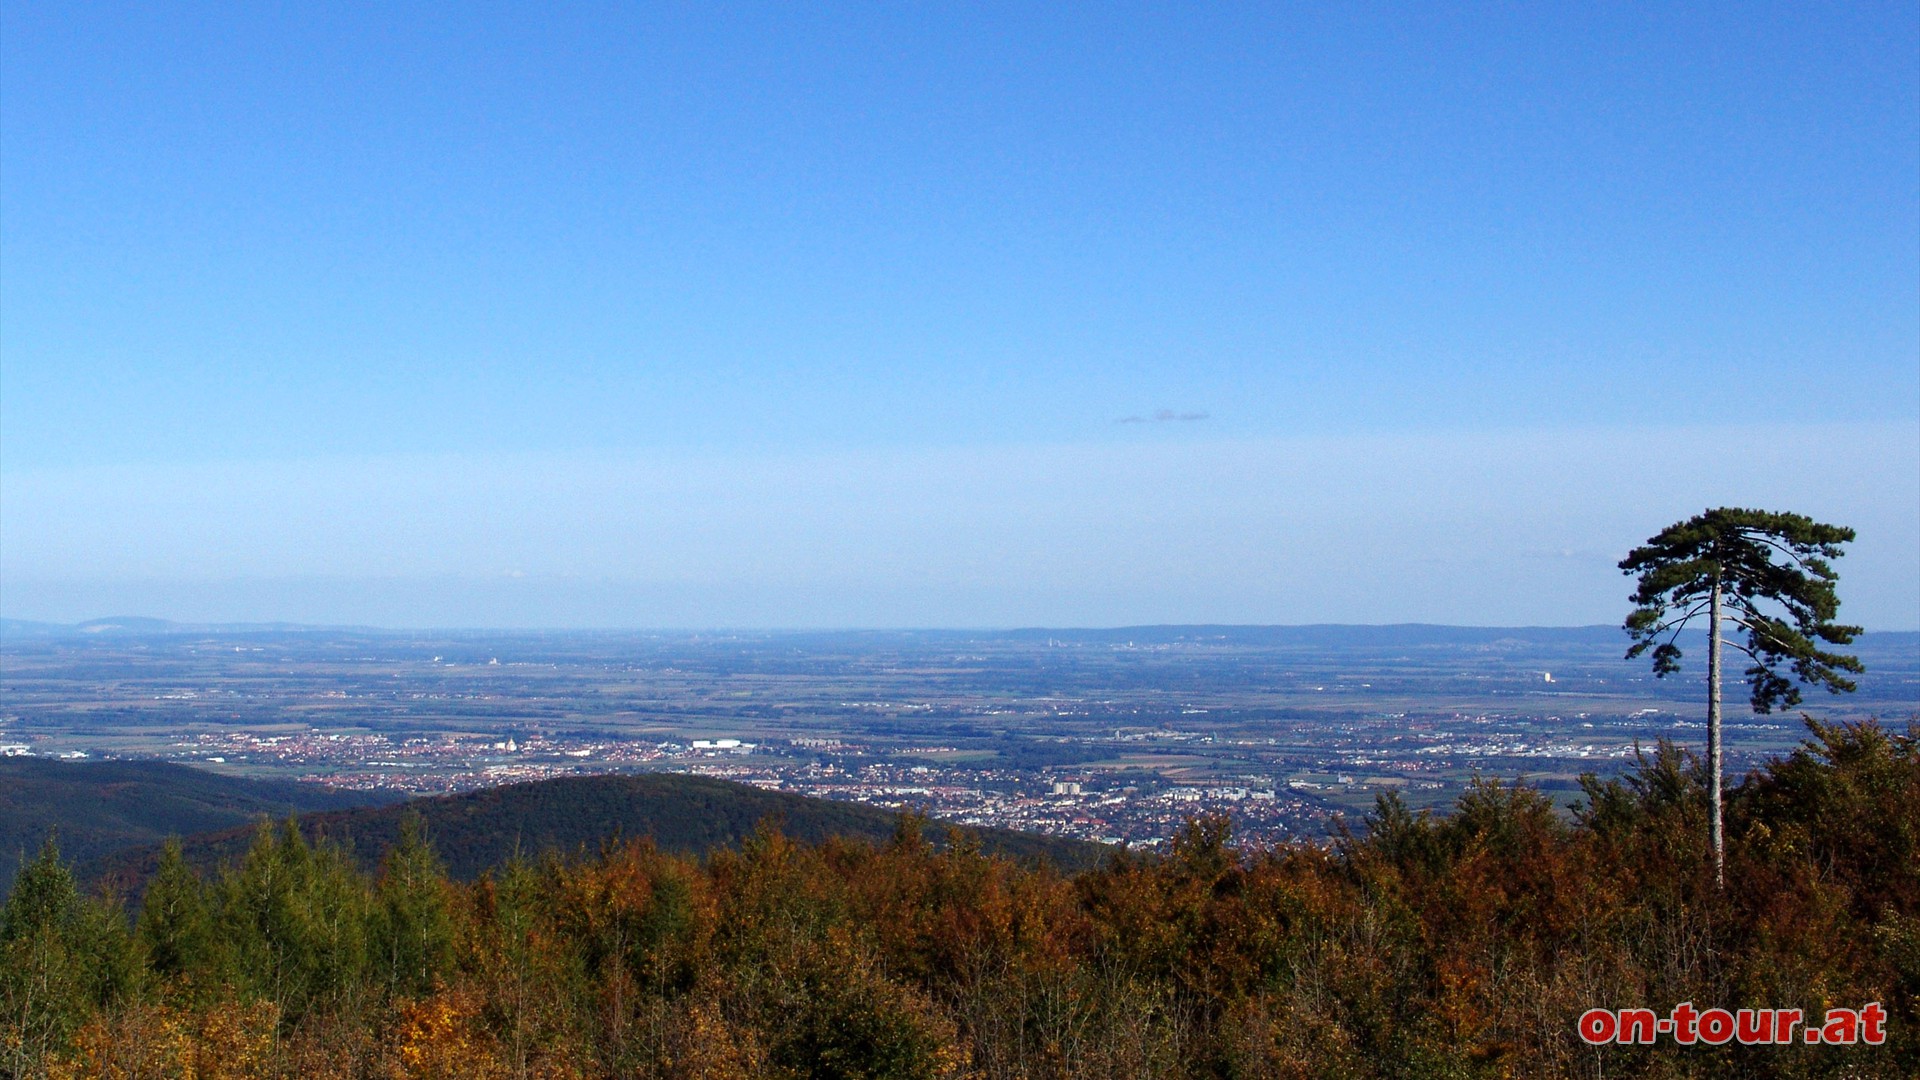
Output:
[3, 622, 1915, 848]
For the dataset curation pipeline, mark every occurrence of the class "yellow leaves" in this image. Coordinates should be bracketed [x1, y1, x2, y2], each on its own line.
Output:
[385, 988, 502, 1080]
[193, 1001, 278, 1080]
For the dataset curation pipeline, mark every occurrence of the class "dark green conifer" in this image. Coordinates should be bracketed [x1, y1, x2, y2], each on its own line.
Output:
[1, 833, 138, 1071]
[1620, 507, 1863, 885]
[371, 812, 453, 999]
[138, 837, 214, 986]
[1, 834, 80, 944]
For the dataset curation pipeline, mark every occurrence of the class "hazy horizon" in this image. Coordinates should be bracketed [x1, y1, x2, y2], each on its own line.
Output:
[11, 616, 1920, 638]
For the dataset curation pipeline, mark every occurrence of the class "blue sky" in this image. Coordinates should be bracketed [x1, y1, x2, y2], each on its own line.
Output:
[3, 4, 1916, 628]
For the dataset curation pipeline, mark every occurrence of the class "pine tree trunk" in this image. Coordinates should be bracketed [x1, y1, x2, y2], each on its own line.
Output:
[1708, 578, 1724, 888]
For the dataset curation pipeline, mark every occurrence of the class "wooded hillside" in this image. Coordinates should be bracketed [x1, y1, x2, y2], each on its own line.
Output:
[86, 771, 1111, 890]
[0, 758, 396, 895]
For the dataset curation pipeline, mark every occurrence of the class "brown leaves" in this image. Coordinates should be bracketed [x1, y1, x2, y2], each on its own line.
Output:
[45, 998, 276, 1080]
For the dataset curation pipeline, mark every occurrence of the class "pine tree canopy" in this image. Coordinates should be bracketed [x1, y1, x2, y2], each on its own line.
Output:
[1619, 507, 1863, 712]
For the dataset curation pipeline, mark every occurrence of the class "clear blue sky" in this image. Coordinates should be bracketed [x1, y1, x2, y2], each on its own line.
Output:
[3, 4, 1916, 628]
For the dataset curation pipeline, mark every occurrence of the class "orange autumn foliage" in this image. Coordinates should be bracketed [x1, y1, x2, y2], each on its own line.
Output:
[4, 717, 1914, 1079]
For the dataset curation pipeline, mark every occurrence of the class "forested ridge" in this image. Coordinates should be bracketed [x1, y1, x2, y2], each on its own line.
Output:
[2, 718, 1914, 1079]
[86, 773, 1110, 892]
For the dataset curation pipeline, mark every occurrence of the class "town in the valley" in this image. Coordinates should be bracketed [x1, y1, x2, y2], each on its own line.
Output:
[3, 623, 1913, 847]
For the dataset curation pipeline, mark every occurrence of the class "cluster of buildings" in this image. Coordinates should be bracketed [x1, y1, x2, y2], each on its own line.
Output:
[121, 726, 1333, 846]
[675, 758, 1320, 848]
[20, 705, 1733, 848]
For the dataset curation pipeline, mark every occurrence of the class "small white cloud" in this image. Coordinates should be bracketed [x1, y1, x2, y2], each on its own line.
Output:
[1117, 409, 1209, 424]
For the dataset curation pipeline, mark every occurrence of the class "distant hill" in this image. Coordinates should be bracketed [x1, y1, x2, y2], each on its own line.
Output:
[0, 616, 368, 639]
[89, 772, 1112, 893]
[1, 757, 399, 894]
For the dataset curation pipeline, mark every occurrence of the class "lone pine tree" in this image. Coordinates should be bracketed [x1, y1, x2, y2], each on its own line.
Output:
[1619, 507, 1863, 885]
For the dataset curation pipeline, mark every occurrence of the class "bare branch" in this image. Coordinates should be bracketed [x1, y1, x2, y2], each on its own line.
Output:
[1637, 598, 1712, 641]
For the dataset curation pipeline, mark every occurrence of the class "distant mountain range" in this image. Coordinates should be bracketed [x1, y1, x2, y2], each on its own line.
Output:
[11, 616, 1917, 644]
[4, 759, 1111, 899]
[0, 616, 382, 638]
